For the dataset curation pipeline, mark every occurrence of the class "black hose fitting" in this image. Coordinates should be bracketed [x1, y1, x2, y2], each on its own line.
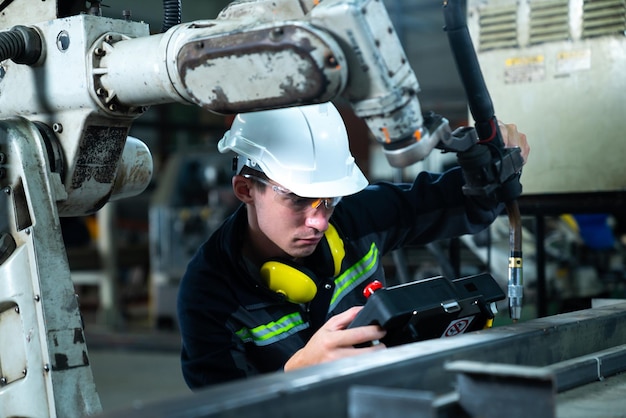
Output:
[162, 0, 182, 33]
[0, 25, 42, 65]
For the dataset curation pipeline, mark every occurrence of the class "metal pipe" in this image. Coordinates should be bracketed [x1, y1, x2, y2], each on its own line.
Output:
[507, 201, 523, 321]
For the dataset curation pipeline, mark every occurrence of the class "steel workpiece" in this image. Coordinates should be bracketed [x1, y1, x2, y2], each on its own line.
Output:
[97, 301, 626, 418]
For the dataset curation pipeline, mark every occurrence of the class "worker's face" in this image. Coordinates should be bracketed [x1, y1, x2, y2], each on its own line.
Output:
[246, 176, 338, 259]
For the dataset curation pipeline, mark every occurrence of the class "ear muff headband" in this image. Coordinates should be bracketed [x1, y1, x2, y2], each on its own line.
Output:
[324, 224, 345, 276]
[260, 224, 345, 304]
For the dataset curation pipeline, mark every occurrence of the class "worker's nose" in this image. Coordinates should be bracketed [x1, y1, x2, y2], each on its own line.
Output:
[304, 208, 330, 231]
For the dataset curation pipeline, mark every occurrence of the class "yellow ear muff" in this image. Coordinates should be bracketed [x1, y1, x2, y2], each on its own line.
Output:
[260, 223, 345, 304]
[324, 224, 345, 276]
[260, 261, 318, 304]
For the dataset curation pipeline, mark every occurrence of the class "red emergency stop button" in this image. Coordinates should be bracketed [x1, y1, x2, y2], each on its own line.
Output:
[363, 280, 383, 298]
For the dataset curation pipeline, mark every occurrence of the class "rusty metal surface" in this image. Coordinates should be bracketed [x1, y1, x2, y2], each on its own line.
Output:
[176, 23, 345, 113]
[58, 124, 128, 215]
[109, 136, 153, 201]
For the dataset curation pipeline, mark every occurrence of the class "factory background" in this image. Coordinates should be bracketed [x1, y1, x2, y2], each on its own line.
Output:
[2, 0, 625, 416]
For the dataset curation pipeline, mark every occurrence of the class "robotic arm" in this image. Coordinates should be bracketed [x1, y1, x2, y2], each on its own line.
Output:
[1, 0, 446, 216]
[95, 0, 445, 167]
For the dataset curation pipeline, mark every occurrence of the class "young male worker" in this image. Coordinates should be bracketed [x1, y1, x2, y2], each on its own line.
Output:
[177, 102, 530, 389]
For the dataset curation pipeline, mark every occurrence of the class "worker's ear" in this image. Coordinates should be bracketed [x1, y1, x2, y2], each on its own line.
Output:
[232, 175, 254, 203]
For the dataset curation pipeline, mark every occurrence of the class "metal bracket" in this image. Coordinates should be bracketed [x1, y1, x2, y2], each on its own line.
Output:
[446, 343, 626, 418]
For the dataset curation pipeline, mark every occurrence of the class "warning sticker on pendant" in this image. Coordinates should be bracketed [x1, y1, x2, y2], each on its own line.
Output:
[442, 316, 475, 338]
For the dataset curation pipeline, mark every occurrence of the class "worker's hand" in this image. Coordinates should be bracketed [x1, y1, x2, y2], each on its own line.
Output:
[499, 121, 530, 164]
[283, 306, 386, 371]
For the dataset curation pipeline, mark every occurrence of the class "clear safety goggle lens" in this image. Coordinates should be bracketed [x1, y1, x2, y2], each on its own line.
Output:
[244, 175, 341, 212]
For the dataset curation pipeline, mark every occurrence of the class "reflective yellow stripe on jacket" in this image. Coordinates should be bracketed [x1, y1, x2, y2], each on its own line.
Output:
[236, 312, 309, 347]
[329, 242, 379, 312]
[236, 242, 379, 347]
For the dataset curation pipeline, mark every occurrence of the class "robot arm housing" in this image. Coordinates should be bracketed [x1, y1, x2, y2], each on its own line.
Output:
[0, 0, 442, 216]
[97, 0, 442, 167]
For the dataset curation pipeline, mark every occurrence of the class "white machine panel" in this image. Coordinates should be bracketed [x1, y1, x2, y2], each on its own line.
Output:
[468, 0, 626, 195]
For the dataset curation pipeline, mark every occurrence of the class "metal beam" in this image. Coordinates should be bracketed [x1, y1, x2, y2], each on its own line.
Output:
[97, 302, 626, 418]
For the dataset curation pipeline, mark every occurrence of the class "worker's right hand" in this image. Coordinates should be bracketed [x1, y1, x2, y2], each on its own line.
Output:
[499, 121, 530, 164]
[283, 306, 386, 372]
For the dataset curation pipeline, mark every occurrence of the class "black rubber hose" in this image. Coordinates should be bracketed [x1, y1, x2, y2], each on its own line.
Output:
[0, 30, 25, 61]
[0, 26, 41, 65]
[443, 0, 502, 147]
[443, 0, 524, 321]
[162, 0, 182, 33]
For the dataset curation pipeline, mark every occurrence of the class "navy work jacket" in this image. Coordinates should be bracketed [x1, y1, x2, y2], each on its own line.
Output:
[177, 167, 503, 389]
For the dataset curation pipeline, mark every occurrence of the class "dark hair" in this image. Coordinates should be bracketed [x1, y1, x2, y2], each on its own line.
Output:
[239, 165, 268, 190]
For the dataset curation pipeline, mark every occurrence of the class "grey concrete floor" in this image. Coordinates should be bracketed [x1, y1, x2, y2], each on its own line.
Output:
[85, 327, 191, 415]
[90, 349, 190, 414]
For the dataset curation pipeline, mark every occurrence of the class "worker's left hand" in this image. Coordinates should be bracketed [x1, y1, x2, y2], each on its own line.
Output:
[283, 306, 386, 372]
[499, 121, 530, 164]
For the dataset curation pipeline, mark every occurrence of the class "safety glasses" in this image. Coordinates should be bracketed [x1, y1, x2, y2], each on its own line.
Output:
[243, 175, 342, 212]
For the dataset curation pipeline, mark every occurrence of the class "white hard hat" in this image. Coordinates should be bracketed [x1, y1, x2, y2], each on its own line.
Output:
[218, 102, 368, 197]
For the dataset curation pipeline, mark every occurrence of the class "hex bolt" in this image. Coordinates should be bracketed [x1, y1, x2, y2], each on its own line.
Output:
[0, 377, 7, 385]
[34, 294, 40, 302]
[44, 364, 50, 372]
[14, 306, 19, 314]
[94, 47, 106, 56]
